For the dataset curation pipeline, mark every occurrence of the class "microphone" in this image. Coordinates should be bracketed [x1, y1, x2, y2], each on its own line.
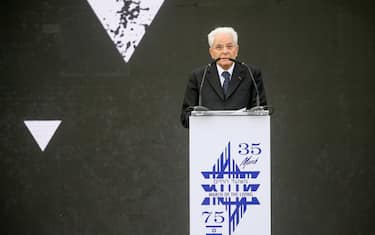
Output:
[197, 59, 219, 109]
[198, 63, 210, 106]
[228, 58, 262, 110]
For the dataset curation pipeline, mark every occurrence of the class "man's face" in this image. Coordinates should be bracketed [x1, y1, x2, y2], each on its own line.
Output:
[209, 32, 239, 70]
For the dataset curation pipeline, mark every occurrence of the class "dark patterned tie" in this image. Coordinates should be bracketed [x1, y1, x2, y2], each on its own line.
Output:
[222, 71, 231, 96]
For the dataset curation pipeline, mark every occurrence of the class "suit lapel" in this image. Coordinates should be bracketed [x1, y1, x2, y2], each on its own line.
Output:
[226, 63, 244, 99]
[206, 65, 225, 100]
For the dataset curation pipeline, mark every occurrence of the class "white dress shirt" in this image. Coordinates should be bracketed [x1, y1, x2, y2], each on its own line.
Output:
[216, 63, 235, 87]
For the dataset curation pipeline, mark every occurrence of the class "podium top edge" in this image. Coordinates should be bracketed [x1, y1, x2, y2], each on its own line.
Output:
[191, 110, 270, 116]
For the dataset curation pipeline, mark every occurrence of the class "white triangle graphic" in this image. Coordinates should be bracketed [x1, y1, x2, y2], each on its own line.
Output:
[24, 120, 62, 152]
[86, 0, 165, 63]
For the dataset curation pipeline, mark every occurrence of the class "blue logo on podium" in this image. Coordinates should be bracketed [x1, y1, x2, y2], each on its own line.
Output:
[201, 142, 260, 235]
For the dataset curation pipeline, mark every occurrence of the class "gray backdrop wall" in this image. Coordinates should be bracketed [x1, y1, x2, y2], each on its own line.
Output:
[1, 0, 374, 234]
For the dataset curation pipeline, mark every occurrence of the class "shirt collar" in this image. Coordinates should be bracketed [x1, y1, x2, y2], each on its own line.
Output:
[216, 62, 235, 77]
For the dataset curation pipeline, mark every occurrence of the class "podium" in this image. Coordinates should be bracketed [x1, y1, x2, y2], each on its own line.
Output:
[189, 110, 271, 235]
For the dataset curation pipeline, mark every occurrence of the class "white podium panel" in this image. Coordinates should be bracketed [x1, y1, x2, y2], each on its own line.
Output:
[189, 112, 270, 235]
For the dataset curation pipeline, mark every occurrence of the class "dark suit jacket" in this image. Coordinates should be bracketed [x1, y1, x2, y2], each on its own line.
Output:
[180, 61, 267, 128]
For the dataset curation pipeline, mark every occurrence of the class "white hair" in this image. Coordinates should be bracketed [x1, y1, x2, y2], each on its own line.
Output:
[207, 27, 238, 47]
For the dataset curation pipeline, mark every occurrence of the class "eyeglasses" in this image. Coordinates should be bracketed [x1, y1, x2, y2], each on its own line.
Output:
[212, 43, 236, 51]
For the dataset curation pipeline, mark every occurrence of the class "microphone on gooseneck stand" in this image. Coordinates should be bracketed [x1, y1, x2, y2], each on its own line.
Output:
[228, 58, 268, 112]
[194, 59, 220, 111]
[198, 63, 210, 107]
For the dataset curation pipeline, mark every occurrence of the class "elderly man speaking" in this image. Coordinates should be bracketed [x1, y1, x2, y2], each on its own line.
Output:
[180, 27, 267, 128]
